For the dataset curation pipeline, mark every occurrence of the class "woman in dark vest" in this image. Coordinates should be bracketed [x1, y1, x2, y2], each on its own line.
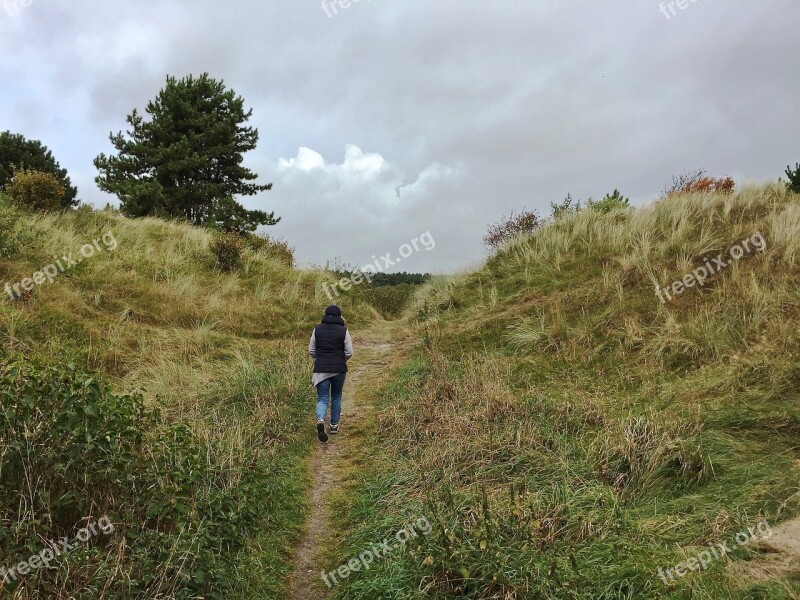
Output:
[308, 305, 353, 442]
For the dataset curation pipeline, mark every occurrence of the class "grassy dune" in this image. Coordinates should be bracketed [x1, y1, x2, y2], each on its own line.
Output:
[331, 184, 800, 599]
[0, 198, 377, 599]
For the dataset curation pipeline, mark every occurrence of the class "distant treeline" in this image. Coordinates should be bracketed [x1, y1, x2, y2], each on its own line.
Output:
[322, 259, 430, 288]
[367, 271, 431, 287]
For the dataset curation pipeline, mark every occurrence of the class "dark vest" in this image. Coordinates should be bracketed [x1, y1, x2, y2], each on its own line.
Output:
[313, 321, 348, 373]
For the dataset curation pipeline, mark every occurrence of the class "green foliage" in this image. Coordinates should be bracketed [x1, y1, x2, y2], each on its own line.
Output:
[549, 193, 582, 221]
[367, 271, 430, 287]
[0, 192, 22, 257]
[243, 232, 295, 267]
[549, 190, 629, 221]
[4, 168, 65, 212]
[785, 162, 800, 194]
[94, 73, 278, 232]
[362, 283, 418, 318]
[210, 230, 245, 272]
[319, 260, 428, 317]
[207, 195, 278, 234]
[0, 358, 145, 532]
[331, 185, 800, 598]
[587, 188, 630, 213]
[0, 202, 375, 598]
[0, 131, 78, 208]
[0, 354, 306, 598]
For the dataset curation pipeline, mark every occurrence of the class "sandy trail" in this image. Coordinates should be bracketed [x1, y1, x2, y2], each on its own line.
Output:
[287, 324, 394, 600]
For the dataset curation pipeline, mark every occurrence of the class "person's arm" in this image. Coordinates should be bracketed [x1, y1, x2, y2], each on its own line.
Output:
[344, 330, 353, 361]
[309, 330, 316, 357]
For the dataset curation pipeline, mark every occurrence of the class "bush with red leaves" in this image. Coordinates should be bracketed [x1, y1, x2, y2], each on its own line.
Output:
[483, 209, 541, 250]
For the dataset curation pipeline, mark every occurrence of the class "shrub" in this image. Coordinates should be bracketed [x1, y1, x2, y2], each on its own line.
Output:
[785, 163, 800, 194]
[0, 355, 282, 598]
[664, 170, 735, 196]
[587, 189, 630, 214]
[210, 231, 245, 272]
[483, 208, 541, 250]
[243, 232, 295, 267]
[682, 176, 735, 195]
[664, 169, 707, 196]
[4, 168, 65, 212]
[0, 131, 78, 208]
[0, 358, 146, 534]
[549, 193, 582, 221]
[362, 283, 417, 319]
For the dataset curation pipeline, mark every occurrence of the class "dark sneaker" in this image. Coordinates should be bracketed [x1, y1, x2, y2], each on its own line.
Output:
[317, 422, 328, 443]
[329, 424, 340, 435]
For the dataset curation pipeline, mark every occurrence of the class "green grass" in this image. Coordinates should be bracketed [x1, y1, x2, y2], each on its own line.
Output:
[330, 185, 800, 599]
[0, 197, 378, 598]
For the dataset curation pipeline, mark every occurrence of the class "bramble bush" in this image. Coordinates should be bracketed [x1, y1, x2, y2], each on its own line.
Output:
[483, 208, 541, 250]
[0, 355, 282, 598]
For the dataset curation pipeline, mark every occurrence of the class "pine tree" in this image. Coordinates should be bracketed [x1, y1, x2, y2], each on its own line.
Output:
[94, 74, 277, 231]
[0, 131, 78, 208]
[785, 163, 800, 194]
[587, 189, 630, 214]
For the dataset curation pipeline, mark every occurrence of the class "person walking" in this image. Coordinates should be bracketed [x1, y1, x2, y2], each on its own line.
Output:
[308, 305, 353, 442]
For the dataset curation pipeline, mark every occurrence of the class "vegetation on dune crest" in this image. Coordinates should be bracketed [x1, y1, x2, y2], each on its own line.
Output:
[4, 168, 65, 212]
[785, 163, 800, 194]
[330, 183, 800, 599]
[663, 170, 736, 197]
[0, 131, 79, 208]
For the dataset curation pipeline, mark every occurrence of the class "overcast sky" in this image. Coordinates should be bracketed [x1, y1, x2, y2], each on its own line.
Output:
[1, 1, 798, 273]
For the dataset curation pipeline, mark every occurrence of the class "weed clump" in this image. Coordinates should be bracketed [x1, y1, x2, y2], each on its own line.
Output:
[210, 230, 245, 272]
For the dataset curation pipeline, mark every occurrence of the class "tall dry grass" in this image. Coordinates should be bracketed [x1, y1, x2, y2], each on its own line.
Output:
[0, 199, 378, 598]
[332, 184, 800, 599]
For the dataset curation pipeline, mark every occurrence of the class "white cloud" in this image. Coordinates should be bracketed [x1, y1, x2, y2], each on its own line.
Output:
[277, 147, 325, 171]
[263, 145, 465, 271]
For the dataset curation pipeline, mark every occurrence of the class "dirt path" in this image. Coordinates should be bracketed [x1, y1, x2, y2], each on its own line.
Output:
[287, 323, 395, 600]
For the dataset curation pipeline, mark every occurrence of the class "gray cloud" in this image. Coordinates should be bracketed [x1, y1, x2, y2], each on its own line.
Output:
[1, 0, 798, 272]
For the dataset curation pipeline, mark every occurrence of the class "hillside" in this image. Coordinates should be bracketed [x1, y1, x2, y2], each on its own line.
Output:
[0, 198, 378, 599]
[2, 185, 799, 600]
[326, 184, 800, 599]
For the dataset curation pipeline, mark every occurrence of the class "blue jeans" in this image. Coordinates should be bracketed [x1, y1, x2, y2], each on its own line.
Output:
[316, 373, 346, 424]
